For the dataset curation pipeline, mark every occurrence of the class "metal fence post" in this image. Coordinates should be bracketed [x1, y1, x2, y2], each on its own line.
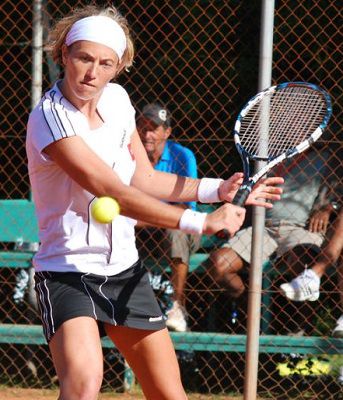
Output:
[243, 1, 275, 399]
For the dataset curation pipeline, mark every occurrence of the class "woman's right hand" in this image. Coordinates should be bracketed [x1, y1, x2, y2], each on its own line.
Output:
[202, 203, 246, 237]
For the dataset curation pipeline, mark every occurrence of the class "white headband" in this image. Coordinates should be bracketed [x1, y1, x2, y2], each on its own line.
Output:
[65, 16, 127, 60]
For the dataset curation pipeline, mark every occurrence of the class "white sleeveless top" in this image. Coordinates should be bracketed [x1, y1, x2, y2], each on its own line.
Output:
[26, 82, 139, 275]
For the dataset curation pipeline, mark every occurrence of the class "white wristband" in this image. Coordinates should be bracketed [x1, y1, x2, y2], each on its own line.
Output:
[179, 209, 207, 235]
[197, 178, 224, 203]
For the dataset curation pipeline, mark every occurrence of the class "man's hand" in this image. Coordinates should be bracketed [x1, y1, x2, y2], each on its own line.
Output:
[308, 207, 331, 233]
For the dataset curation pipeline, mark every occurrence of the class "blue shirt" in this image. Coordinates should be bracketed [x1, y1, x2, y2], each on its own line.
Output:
[155, 140, 198, 210]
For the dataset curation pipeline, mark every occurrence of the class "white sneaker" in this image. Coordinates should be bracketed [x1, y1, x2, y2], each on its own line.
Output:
[332, 315, 343, 338]
[166, 301, 188, 332]
[280, 268, 320, 301]
[338, 366, 343, 386]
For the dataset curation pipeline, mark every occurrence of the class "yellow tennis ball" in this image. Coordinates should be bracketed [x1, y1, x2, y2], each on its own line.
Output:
[91, 197, 120, 224]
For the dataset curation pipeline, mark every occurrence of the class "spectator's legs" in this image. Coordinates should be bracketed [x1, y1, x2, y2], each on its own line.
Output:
[280, 245, 319, 276]
[279, 245, 322, 302]
[280, 211, 343, 302]
[165, 230, 200, 332]
[332, 253, 343, 338]
[338, 255, 343, 311]
[312, 209, 343, 278]
[170, 258, 188, 306]
[208, 248, 245, 298]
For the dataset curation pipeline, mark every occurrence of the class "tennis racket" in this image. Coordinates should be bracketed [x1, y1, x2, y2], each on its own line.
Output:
[230, 81, 332, 207]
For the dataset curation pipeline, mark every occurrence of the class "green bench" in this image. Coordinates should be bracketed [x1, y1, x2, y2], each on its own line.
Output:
[1, 323, 342, 355]
[0, 199, 39, 268]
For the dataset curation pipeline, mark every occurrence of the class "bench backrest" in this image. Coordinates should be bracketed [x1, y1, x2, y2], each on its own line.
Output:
[0, 200, 39, 243]
[0, 201, 219, 246]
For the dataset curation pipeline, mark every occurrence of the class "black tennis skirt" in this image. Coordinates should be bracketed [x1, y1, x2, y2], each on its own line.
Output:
[34, 260, 166, 343]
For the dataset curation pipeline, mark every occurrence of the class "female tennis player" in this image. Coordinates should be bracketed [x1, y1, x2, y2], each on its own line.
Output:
[26, 5, 283, 399]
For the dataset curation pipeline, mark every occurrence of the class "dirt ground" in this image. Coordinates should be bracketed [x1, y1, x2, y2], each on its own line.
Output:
[0, 387, 248, 399]
[0, 388, 142, 399]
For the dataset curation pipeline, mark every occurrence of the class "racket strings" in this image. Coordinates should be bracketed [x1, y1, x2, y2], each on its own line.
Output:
[269, 88, 325, 150]
[239, 86, 328, 158]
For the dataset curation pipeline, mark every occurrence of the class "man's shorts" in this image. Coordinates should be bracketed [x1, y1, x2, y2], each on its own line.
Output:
[222, 221, 324, 264]
[136, 227, 201, 265]
[34, 260, 166, 343]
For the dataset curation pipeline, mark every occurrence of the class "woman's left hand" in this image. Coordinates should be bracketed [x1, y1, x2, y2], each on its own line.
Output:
[245, 177, 284, 208]
[219, 173, 284, 208]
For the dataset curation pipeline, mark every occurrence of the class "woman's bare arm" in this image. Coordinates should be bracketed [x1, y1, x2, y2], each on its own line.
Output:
[44, 135, 184, 229]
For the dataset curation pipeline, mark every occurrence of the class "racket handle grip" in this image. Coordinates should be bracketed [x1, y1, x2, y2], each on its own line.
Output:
[232, 187, 250, 207]
[215, 187, 250, 239]
[216, 228, 230, 239]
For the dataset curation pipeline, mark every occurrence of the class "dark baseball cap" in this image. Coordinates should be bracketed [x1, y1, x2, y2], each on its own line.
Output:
[141, 103, 171, 127]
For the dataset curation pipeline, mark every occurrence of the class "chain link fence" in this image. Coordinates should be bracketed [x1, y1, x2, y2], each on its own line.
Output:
[0, 0, 342, 397]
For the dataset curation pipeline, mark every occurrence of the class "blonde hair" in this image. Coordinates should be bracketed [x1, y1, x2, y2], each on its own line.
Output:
[45, 5, 134, 76]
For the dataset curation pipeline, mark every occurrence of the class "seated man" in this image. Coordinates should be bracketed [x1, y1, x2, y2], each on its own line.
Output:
[281, 205, 343, 338]
[208, 149, 333, 304]
[135, 103, 200, 332]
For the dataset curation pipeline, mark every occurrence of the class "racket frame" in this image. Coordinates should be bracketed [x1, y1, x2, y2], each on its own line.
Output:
[232, 81, 332, 201]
